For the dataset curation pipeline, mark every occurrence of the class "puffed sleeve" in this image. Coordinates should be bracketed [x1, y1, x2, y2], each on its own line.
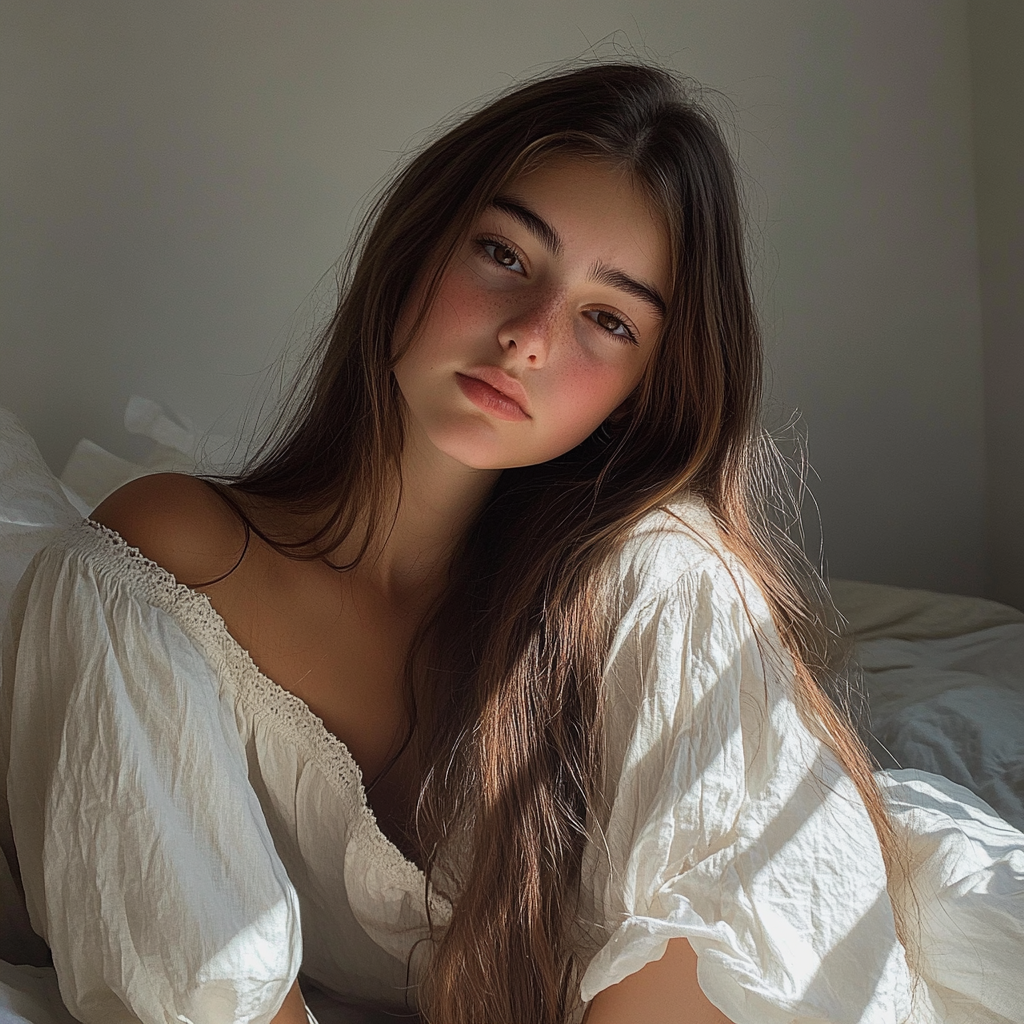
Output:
[579, 524, 917, 1023]
[1, 534, 303, 1024]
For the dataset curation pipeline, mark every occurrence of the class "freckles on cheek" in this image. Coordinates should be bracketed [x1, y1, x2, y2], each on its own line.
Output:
[426, 274, 508, 349]
[556, 349, 632, 417]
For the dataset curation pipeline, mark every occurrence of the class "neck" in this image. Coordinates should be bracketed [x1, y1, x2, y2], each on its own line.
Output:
[354, 419, 501, 607]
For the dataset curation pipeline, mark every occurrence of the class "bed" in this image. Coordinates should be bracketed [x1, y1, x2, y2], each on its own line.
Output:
[2, 402, 1023, 1023]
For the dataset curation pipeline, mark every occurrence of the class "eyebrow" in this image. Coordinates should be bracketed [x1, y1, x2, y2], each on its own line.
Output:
[490, 195, 563, 255]
[590, 263, 666, 319]
[488, 193, 667, 320]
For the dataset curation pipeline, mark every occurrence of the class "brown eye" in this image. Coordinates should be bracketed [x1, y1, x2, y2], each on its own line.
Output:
[585, 309, 638, 345]
[479, 238, 525, 274]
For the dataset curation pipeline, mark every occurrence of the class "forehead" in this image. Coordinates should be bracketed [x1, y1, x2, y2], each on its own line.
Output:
[486, 153, 671, 299]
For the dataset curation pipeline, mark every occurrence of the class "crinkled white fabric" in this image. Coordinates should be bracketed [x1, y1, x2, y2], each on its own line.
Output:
[0, 409, 90, 976]
[2, 523, 448, 1023]
[879, 770, 1024, 1023]
[578, 522, 1024, 1022]
[579, 517, 924, 1022]
[2, 408, 1024, 1024]
[2, 526, 305, 1024]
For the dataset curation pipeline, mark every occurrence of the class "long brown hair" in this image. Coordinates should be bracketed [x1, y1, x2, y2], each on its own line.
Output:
[215, 63, 906, 1023]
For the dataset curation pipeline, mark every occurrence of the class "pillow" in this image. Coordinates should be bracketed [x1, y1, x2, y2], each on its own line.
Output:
[0, 407, 83, 620]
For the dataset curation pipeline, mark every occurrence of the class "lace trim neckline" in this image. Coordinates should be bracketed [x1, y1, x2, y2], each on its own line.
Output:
[75, 517, 448, 916]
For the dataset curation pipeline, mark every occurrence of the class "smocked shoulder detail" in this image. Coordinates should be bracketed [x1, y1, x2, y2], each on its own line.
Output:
[66, 518, 448, 919]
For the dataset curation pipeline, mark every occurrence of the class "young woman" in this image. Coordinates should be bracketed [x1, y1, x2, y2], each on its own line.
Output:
[2, 62, 1022, 1024]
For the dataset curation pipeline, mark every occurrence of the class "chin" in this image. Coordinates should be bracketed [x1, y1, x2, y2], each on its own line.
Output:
[441, 438, 582, 472]
[439, 445, 525, 471]
[424, 417, 590, 471]
[427, 430, 529, 471]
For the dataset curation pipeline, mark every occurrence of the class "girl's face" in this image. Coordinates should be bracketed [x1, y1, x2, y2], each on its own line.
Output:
[392, 154, 670, 470]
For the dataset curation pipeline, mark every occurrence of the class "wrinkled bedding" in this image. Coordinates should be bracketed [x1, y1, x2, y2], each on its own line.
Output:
[831, 579, 1024, 831]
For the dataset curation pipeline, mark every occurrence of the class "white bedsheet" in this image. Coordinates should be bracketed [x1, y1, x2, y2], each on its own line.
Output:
[862, 626, 1024, 832]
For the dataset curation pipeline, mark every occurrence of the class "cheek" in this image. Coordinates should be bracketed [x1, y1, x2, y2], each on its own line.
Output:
[522, 352, 641, 463]
[550, 345, 640, 424]
[414, 270, 509, 356]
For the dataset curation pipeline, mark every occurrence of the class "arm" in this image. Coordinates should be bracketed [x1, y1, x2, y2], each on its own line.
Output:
[271, 980, 310, 1024]
[582, 525, 913, 1023]
[5, 496, 303, 1023]
[583, 938, 733, 1024]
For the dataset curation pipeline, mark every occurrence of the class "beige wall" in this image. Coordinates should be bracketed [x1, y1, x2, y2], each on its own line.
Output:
[0, 1, 994, 596]
[768, 3, 985, 595]
[970, 0, 1024, 610]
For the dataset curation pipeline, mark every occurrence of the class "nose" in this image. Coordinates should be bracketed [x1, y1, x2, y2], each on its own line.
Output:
[497, 295, 560, 367]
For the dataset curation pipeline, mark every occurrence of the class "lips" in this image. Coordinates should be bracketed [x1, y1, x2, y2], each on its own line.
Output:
[462, 366, 530, 413]
[456, 368, 531, 422]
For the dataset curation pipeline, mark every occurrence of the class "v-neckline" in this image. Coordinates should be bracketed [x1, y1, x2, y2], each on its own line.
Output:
[80, 518, 433, 882]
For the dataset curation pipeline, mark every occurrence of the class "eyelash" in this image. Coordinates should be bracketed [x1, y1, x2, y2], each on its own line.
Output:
[475, 235, 640, 346]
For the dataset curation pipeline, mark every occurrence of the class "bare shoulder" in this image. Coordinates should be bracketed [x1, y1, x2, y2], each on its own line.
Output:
[90, 473, 249, 588]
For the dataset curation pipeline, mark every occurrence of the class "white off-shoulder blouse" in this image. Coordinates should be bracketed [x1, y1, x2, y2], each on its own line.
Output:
[2, 417, 1023, 1023]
